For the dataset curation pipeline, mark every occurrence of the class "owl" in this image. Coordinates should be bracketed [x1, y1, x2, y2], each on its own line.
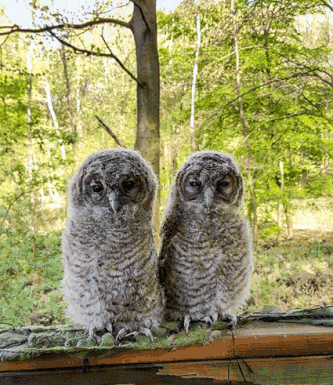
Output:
[62, 149, 165, 343]
[159, 151, 252, 332]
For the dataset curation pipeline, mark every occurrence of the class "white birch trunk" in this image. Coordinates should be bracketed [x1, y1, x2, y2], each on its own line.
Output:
[44, 80, 66, 161]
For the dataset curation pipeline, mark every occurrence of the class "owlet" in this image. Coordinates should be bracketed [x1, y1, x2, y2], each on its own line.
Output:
[159, 150, 252, 332]
[62, 149, 165, 342]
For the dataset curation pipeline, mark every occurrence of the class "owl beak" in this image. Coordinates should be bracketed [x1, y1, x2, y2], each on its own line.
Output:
[204, 187, 214, 210]
[108, 191, 119, 213]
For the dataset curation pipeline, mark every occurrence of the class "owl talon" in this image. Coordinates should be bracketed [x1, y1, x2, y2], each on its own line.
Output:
[89, 327, 98, 344]
[140, 327, 154, 342]
[224, 314, 237, 329]
[124, 328, 154, 342]
[106, 322, 113, 334]
[115, 328, 128, 343]
[184, 315, 190, 333]
[201, 316, 213, 327]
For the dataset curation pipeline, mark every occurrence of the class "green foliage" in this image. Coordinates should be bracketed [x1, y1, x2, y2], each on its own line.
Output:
[0, 228, 65, 327]
[158, 0, 333, 233]
[0, 0, 333, 327]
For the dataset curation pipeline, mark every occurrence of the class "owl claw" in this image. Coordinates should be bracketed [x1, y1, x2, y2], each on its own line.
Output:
[89, 327, 98, 344]
[115, 328, 128, 343]
[106, 322, 113, 334]
[201, 316, 213, 327]
[184, 315, 190, 333]
[140, 327, 154, 342]
[117, 328, 154, 343]
[225, 314, 237, 329]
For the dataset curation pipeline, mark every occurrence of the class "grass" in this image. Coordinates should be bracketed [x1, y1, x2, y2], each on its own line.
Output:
[1, 198, 332, 326]
[243, 227, 333, 313]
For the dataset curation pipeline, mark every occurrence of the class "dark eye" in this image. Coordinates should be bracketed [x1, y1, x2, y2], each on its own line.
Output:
[122, 179, 135, 192]
[91, 181, 104, 193]
[189, 180, 201, 188]
[217, 180, 230, 190]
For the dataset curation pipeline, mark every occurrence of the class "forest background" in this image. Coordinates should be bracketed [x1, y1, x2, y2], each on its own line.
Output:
[0, 0, 333, 327]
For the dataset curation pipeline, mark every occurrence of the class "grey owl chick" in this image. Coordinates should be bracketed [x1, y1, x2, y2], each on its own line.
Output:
[62, 149, 165, 342]
[159, 151, 252, 332]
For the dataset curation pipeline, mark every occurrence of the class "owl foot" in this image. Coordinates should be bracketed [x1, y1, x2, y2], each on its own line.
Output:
[125, 328, 154, 342]
[105, 322, 113, 334]
[224, 314, 237, 329]
[116, 327, 154, 343]
[88, 327, 99, 344]
[184, 315, 191, 333]
[115, 328, 129, 344]
[201, 313, 218, 327]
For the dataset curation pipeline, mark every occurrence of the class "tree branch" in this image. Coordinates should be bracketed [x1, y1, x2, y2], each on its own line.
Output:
[0, 18, 131, 36]
[47, 30, 139, 84]
[101, 33, 140, 85]
[318, 0, 333, 12]
[199, 70, 316, 130]
[130, 0, 151, 31]
[95, 116, 127, 148]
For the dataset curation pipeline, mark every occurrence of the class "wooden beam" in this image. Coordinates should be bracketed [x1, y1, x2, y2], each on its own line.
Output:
[1, 321, 333, 373]
[1, 356, 333, 384]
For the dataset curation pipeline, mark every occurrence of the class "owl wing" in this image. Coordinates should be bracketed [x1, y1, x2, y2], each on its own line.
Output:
[158, 204, 181, 285]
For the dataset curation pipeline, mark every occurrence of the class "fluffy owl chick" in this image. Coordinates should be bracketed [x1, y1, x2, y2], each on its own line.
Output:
[159, 151, 252, 332]
[62, 149, 165, 343]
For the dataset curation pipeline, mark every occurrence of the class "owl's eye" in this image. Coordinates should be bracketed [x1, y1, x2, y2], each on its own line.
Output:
[216, 179, 231, 193]
[122, 179, 135, 192]
[90, 181, 104, 193]
[217, 181, 229, 188]
[189, 180, 201, 188]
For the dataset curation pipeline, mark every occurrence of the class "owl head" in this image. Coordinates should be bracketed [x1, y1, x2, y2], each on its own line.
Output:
[69, 149, 157, 220]
[173, 151, 244, 214]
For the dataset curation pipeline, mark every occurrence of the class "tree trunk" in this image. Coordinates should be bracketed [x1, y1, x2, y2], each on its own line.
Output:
[231, 0, 258, 247]
[278, 160, 293, 238]
[130, 0, 160, 238]
[61, 46, 77, 168]
[44, 80, 66, 161]
[190, 9, 201, 152]
[277, 161, 284, 227]
[285, 210, 294, 239]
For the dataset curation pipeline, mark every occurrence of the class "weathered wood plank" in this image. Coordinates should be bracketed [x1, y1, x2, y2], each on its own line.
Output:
[1, 356, 333, 384]
[157, 355, 333, 384]
[2, 321, 333, 373]
[0, 364, 248, 385]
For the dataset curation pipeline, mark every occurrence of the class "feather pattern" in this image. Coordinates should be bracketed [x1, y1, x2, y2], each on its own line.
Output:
[159, 151, 252, 330]
[62, 149, 165, 342]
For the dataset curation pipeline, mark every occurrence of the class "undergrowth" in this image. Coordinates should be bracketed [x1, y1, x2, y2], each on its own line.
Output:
[1, 225, 332, 326]
[0, 227, 66, 327]
[243, 230, 333, 312]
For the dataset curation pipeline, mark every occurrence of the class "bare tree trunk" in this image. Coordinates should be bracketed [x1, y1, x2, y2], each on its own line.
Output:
[130, 0, 160, 239]
[285, 209, 294, 238]
[61, 45, 75, 132]
[61, 46, 77, 167]
[190, 9, 201, 152]
[277, 160, 284, 228]
[277, 203, 283, 227]
[44, 80, 66, 161]
[279, 161, 293, 238]
[231, 0, 258, 247]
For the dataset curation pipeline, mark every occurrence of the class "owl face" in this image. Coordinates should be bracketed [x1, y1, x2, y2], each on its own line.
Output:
[176, 151, 243, 212]
[70, 149, 156, 216]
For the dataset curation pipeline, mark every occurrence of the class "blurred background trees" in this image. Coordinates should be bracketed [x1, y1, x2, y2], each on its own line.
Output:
[0, 0, 332, 326]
